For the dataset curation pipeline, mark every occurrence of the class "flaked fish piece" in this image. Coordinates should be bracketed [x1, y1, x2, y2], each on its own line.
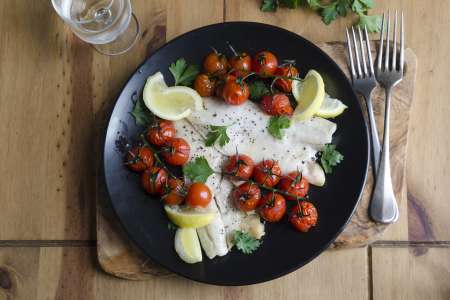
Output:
[187, 97, 336, 186]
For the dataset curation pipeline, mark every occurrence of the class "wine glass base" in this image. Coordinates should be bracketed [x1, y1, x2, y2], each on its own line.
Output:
[93, 13, 140, 56]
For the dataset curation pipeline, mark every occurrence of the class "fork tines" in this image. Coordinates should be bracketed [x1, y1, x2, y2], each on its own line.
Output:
[377, 10, 405, 73]
[345, 25, 374, 80]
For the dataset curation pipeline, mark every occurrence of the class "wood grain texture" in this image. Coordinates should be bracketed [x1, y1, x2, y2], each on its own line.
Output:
[0, 247, 368, 300]
[372, 247, 450, 300]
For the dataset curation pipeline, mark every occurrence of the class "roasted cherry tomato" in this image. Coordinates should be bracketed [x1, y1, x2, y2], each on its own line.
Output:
[162, 178, 186, 206]
[162, 137, 190, 166]
[259, 192, 286, 222]
[252, 51, 278, 77]
[221, 75, 250, 105]
[274, 65, 299, 92]
[186, 182, 212, 208]
[203, 51, 229, 75]
[146, 120, 176, 147]
[277, 171, 309, 201]
[140, 166, 168, 195]
[223, 154, 255, 180]
[289, 201, 318, 232]
[260, 94, 293, 116]
[233, 182, 261, 212]
[229, 52, 252, 77]
[253, 159, 282, 187]
[194, 73, 216, 97]
[125, 146, 154, 172]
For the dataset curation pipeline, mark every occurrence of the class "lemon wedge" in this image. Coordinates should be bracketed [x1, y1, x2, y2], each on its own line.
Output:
[143, 72, 203, 121]
[174, 228, 202, 264]
[164, 205, 216, 228]
[316, 94, 347, 118]
[292, 70, 325, 121]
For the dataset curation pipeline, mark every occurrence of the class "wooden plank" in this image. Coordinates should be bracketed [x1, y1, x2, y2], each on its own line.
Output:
[0, 247, 368, 299]
[0, 0, 95, 240]
[372, 246, 450, 300]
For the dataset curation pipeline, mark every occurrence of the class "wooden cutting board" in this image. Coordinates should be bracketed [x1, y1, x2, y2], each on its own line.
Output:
[95, 42, 417, 280]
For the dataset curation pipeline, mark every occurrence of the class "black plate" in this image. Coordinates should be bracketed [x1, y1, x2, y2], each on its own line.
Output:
[103, 22, 368, 286]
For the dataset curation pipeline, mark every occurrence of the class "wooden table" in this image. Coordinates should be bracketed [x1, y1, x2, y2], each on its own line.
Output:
[0, 0, 449, 299]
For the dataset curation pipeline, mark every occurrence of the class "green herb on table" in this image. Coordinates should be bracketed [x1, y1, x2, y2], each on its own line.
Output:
[183, 156, 214, 183]
[234, 230, 261, 254]
[267, 116, 291, 139]
[320, 144, 344, 174]
[130, 97, 153, 126]
[260, 0, 382, 32]
[249, 80, 270, 100]
[169, 58, 200, 86]
[205, 125, 231, 147]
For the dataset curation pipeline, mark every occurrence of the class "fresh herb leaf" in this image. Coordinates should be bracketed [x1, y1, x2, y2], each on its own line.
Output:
[320, 144, 344, 174]
[357, 13, 382, 32]
[321, 2, 339, 25]
[167, 222, 177, 230]
[205, 125, 230, 147]
[279, 0, 301, 8]
[336, 0, 350, 17]
[307, 0, 323, 10]
[233, 230, 261, 254]
[352, 0, 374, 13]
[261, 0, 278, 11]
[267, 116, 291, 139]
[169, 58, 200, 86]
[182, 156, 214, 183]
[249, 81, 270, 100]
[130, 97, 153, 126]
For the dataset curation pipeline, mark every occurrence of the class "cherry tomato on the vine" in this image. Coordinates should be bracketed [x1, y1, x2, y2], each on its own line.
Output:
[223, 154, 255, 180]
[252, 51, 278, 77]
[253, 159, 282, 187]
[162, 178, 185, 206]
[289, 201, 318, 232]
[140, 166, 168, 195]
[274, 65, 299, 92]
[259, 192, 286, 222]
[194, 73, 216, 97]
[203, 51, 229, 75]
[162, 137, 190, 166]
[186, 182, 212, 208]
[277, 171, 309, 201]
[260, 94, 293, 116]
[229, 52, 252, 77]
[146, 120, 176, 147]
[125, 146, 154, 172]
[221, 75, 250, 105]
[233, 182, 261, 212]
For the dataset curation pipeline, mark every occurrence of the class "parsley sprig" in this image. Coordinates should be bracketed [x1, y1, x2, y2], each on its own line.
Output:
[267, 116, 291, 139]
[320, 144, 344, 174]
[130, 97, 153, 126]
[261, 0, 381, 32]
[205, 125, 231, 147]
[182, 157, 214, 183]
[169, 58, 200, 86]
[233, 230, 261, 254]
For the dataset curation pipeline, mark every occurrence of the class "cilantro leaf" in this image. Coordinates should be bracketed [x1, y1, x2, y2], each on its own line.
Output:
[321, 2, 338, 25]
[182, 156, 214, 183]
[352, 0, 374, 13]
[205, 125, 230, 147]
[261, 0, 278, 12]
[357, 13, 382, 32]
[249, 81, 270, 100]
[307, 0, 323, 10]
[320, 144, 344, 174]
[130, 97, 153, 126]
[279, 0, 301, 8]
[167, 222, 177, 230]
[336, 0, 350, 17]
[267, 116, 291, 139]
[233, 230, 261, 254]
[169, 58, 200, 86]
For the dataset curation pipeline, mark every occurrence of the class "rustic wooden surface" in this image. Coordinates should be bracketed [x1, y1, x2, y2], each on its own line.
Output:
[95, 43, 416, 279]
[1, 0, 450, 299]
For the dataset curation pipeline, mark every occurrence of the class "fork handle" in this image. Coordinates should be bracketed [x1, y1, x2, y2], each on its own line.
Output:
[370, 87, 398, 223]
[363, 91, 381, 176]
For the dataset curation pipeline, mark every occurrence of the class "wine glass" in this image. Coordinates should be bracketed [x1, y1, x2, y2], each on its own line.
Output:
[51, 0, 140, 55]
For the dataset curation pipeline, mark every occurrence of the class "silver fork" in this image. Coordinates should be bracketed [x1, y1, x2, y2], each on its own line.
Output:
[345, 28, 382, 182]
[370, 10, 404, 223]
